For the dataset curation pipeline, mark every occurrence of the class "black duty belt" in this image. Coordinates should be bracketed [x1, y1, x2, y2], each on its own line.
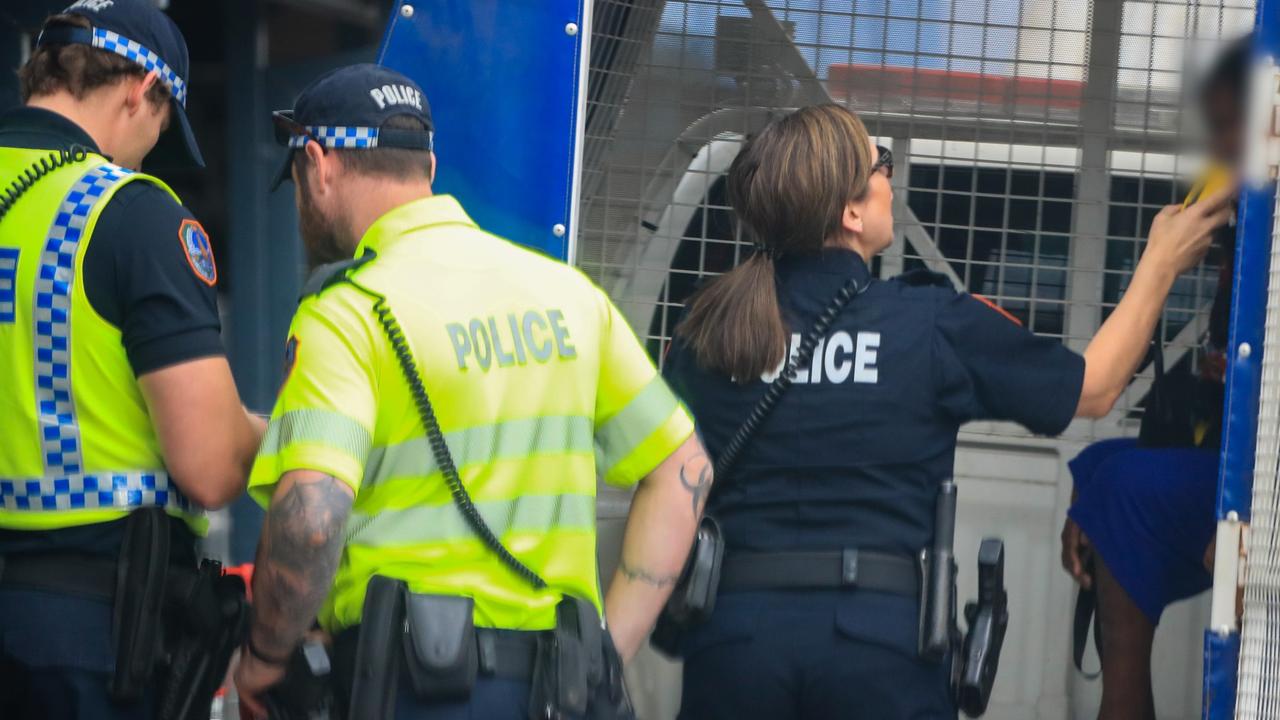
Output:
[334, 624, 543, 682]
[719, 549, 919, 597]
[0, 553, 117, 601]
[0, 553, 200, 603]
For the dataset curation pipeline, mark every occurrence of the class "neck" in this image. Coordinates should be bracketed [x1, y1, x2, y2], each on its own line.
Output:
[341, 177, 434, 251]
[28, 93, 116, 156]
[824, 235, 876, 265]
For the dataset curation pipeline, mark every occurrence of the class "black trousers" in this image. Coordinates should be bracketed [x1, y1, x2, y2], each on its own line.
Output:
[0, 589, 155, 720]
[678, 590, 955, 720]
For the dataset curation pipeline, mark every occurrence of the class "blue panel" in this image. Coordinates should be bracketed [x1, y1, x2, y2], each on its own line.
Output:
[1203, 630, 1240, 720]
[0, 247, 17, 324]
[1217, 0, 1280, 522]
[377, 0, 588, 260]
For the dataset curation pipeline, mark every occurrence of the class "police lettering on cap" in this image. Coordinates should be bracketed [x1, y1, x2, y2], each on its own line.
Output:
[369, 84, 423, 112]
[37, 0, 203, 166]
[268, 64, 436, 191]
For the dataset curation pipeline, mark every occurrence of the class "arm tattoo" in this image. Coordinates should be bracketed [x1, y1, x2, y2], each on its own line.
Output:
[250, 474, 353, 660]
[678, 452, 713, 519]
[619, 558, 681, 588]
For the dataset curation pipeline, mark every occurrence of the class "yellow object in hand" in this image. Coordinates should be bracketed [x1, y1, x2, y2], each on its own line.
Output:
[1184, 164, 1232, 208]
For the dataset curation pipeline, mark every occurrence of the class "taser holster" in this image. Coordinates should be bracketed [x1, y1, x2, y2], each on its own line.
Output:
[110, 507, 171, 701]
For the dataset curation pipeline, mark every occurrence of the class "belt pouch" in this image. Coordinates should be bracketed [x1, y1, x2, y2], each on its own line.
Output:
[349, 575, 406, 720]
[110, 507, 171, 701]
[401, 593, 478, 701]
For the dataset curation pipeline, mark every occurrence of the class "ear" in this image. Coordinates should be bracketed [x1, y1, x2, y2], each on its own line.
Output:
[302, 141, 331, 192]
[428, 151, 437, 184]
[843, 200, 865, 235]
[125, 70, 162, 115]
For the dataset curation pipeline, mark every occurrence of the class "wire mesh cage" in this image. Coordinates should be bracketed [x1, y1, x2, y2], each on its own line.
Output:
[578, 1, 1257, 717]
[580, 0, 1253, 442]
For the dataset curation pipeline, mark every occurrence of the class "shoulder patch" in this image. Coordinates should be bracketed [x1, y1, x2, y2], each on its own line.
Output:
[281, 334, 300, 389]
[972, 294, 1023, 326]
[895, 269, 954, 288]
[178, 219, 217, 287]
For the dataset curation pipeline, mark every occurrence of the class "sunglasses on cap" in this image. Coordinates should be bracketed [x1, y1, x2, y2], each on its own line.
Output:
[871, 145, 894, 179]
[272, 111, 320, 149]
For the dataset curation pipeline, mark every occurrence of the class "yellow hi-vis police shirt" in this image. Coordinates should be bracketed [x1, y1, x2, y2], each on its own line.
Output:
[248, 195, 694, 633]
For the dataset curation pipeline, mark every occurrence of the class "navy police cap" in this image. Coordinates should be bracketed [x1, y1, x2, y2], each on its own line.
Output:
[36, 0, 203, 167]
[270, 64, 435, 191]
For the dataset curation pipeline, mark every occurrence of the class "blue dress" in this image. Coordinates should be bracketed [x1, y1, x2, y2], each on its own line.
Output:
[1067, 437, 1219, 624]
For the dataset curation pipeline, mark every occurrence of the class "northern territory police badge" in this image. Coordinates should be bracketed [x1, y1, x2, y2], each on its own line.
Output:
[179, 219, 217, 286]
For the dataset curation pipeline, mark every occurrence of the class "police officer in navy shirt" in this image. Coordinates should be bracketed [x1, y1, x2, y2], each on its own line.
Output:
[664, 104, 1233, 719]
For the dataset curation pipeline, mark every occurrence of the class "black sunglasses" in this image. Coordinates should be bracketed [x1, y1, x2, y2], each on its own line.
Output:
[272, 111, 320, 149]
[871, 145, 894, 179]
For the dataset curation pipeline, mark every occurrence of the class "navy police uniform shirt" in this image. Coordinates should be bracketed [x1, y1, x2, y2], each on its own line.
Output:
[665, 248, 1085, 559]
[0, 107, 219, 561]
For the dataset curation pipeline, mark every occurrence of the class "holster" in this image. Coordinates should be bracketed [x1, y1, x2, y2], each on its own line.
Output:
[649, 515, 724, 658]
[346, 575, 405, 720]
[157, 560, 248, 720]
[110, 507, 172, 702]
[402, 593, 478, 701]
[955, 538, 1009, 718]
[530, 596, 633, 720]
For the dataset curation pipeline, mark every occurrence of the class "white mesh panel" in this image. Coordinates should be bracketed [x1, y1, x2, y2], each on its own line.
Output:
[1236, 179, 1280, 719]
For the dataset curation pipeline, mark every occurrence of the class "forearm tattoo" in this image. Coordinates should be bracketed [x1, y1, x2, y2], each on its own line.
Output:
[678, 452, 713, 519]
[619, 558, 681, 588]
[250, 475, 353, 660]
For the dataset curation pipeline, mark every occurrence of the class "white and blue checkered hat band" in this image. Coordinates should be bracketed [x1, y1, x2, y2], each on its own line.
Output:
[91, 27, 187, 107]
[289, 126, 380, 149]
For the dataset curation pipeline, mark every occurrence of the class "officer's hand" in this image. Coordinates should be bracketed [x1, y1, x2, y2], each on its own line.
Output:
[1060, 517, 1093, 590]
[1145, 182, 1236, 276]
[234, 648, 287, 720]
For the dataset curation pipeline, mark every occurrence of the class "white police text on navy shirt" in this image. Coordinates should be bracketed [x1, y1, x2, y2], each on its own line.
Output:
[761, 331, 881, 384]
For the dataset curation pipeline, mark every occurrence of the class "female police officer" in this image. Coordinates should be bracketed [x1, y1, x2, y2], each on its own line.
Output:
[663, 104, 1234, 719]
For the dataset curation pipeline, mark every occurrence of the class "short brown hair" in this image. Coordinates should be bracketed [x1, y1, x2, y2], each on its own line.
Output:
[18, 14, 170, 107]
[294, 115, 434, 183]
[677, 104, 874, 382]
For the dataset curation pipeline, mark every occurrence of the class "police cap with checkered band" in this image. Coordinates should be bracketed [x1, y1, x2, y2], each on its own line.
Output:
[36, 0, 204, 167]
[269, 64, 435, 191]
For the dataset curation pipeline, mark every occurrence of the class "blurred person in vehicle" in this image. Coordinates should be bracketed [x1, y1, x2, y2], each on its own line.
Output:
[1060, 37, 1248, 720]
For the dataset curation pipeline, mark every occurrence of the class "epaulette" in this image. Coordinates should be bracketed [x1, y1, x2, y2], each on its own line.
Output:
[894, 268, 955, 289]
[298, 250, 377, 301]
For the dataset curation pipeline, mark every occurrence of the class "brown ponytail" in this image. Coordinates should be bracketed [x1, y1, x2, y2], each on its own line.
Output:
[677, 104, 874, 382]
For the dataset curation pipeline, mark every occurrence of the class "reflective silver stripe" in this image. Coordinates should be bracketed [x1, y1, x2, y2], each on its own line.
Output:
[0, 469, 194, 513]
[594, 376, 681, 475]
[261, 408, 373, 462]
[363, 415, 594, 488]
[346, 493, 596, 547]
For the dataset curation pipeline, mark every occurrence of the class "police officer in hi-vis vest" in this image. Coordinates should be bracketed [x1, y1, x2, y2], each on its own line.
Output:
[0, 2, 266, 718]
[232, 65, 710, 720]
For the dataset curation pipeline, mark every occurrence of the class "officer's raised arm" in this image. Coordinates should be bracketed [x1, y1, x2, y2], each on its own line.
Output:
[1074, 184, 1236, 417]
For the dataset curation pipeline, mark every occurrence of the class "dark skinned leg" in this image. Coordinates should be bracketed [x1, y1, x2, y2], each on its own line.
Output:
[1095, 557, 1157, 720]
